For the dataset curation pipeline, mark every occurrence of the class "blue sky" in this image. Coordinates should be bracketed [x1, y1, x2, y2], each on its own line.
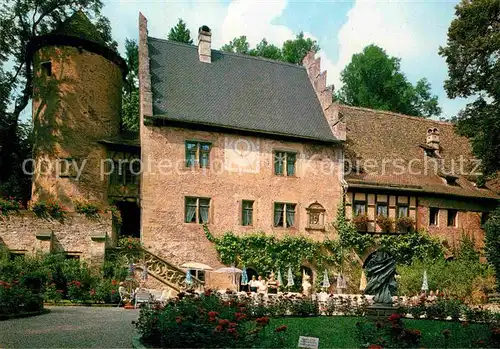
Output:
[101, 0, 471, 119]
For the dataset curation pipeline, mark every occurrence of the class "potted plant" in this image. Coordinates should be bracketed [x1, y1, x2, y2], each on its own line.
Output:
[352, 214, 369, 231]
[396, 216, 415, 233]
[376, 215, 393, 233]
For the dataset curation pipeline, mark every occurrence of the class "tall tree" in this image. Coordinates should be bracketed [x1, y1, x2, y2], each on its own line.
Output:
[221, 36, 251, 54]
[221, 32, 319, 65]
[121, 38, 139, 132]
[336, 45, 441, 118]
[0, 0, 115, 201]
[167, 18, 193, 44]
[439, 0, 500, 177]
[282, 32, 319, 65]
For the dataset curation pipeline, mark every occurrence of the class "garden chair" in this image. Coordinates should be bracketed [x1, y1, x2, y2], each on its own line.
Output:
[118, 286, 129, 308]
[134, 289, 151, 309]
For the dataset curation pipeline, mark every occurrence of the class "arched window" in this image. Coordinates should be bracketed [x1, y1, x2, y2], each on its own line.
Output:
[306, 202, 325, 230]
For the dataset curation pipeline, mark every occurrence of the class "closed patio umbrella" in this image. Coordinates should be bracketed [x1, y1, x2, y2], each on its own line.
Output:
[421, 270, 429, 292]
[277, 270, 283, 287]
[185, 270, 193, 286]
[359, 270, 367, 292]
[322, 270, 330, 289]
[286, 267, 294, 288]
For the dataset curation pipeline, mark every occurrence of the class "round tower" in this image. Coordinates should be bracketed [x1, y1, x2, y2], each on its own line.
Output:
[28, 11, 127, 209]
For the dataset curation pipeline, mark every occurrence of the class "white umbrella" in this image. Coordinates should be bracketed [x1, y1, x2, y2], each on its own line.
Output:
[180, 262, 213, 270]
[214, 267, 243, 273]
[421, 270, 429, 292]
[322, 269, 330, 289]
[286, 267, 294, 288]
[185, 270, 193, 286]
[277, 270, 283, 287]
[359, 270, 367, 292]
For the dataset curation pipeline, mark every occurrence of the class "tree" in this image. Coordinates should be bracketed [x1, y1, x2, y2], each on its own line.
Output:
[282, 32, 319, 65]
[221, 36, 250, 54]
[167, 18, 193, 44]
[439, 0, 500, 176]
[485, 207, 500, 291]
[221, 32, 320, 65]
[336, 45, 441, 118]
[121, 39, 139, 132]
[0, 0, 115, 201]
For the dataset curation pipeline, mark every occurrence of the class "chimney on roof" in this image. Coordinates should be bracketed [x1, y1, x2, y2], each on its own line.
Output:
[426, 127, 440, 150]
[198, 25, 212, 63]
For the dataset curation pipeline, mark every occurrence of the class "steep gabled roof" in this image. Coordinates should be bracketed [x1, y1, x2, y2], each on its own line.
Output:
[147, 37, 338, 143]
[342, 105, 499, 200]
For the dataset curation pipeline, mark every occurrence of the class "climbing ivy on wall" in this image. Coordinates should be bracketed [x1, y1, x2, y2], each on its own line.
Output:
[203, 202, 445, 275]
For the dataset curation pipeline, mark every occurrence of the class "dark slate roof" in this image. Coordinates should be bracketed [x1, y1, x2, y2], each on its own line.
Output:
[148, 37, 338, 143]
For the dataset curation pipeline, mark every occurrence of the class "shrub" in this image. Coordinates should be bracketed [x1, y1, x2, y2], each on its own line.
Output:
[485, 207, 500, 292]
[74, 201, 101, 220]
[0, 196, 22, 216]
[352, 214, 369, 231]
[31, 199, 66, 220]
[135, 290, 288, 348]
[376, 215, 393, 233]
[396, 216, 415, 232]
[380, 229, 443, 265]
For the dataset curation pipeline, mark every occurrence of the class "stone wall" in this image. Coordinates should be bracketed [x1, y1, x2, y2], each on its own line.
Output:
[31, 45, 122, 209]
[0, 211, 113, 265]
[139, 126, 344, 272]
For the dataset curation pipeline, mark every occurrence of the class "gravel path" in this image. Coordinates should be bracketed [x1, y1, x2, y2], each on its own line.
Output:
[0, 306, 140, 348]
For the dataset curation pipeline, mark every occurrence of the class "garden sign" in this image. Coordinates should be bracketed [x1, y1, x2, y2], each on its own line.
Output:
[298, 336, 319, 349]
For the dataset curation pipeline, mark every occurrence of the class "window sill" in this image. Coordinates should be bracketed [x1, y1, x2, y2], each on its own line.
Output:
[305, 227, 326, 232]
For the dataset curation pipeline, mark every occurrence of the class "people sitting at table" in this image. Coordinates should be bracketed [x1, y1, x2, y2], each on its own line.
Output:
[249, 275, 259, 292]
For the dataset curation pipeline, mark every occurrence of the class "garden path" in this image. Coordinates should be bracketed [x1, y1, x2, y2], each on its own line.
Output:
[0, 306, 139, 348]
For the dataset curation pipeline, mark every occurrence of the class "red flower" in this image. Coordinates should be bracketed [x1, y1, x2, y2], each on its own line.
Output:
[175, 316, 182, 324]
[208, 311, 219, 318]
[228, 322, 237, 328]
[256, 317, 270, 326]
[275, 325, 287, 332]
[492, 328, 500, 336]
[387, 313, 401, 322]
[111, 280, 118, 286]
[89, 289, 96, 296]
[368, 345, 383, 349]
[111, 289, 116, 294]
[218, 319, 230, 327]
[227, 328, 237, 334]
[214, 325, 224, 333]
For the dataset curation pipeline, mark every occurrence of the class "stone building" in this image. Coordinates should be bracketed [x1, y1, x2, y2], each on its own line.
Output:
[0, 12, 498, 291]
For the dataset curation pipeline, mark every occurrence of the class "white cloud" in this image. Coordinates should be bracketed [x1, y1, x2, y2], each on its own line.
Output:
[328, 0, 426, 89]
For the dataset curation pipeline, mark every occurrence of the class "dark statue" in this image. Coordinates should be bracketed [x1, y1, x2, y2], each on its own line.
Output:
[363, 250, 397, 304]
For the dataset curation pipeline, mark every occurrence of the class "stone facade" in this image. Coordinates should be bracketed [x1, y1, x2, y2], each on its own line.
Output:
[0, 211, 113, 265]
[140, 125, 344, 269]
[31, 44, 122, 209]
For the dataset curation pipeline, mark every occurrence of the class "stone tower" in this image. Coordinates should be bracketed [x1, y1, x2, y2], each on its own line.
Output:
[28, 11, 127, 209]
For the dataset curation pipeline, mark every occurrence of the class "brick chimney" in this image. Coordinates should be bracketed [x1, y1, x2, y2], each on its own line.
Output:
[198, 25, 212, 63]
[426, 127, 440, 150]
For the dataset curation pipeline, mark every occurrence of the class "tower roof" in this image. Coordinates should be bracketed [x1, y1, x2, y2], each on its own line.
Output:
[53, 10, 106, 46]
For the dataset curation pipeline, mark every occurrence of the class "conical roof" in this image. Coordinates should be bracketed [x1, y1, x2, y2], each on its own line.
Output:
[53, 10, 106, 46]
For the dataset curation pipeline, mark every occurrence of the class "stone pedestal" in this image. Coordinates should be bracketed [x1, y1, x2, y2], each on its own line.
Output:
[366, 303, 399, 321]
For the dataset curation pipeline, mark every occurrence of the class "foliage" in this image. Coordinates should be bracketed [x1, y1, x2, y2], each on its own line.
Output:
[118, 236, 142, 250]
[376, 215, 394, 233]
[121, 38, 139, 132]
[168, 18, 193, 44]
[352, 214, 369, 231]
[31, 199, 66, 220]
[336, 45, 441, 118]
[485, 207, 500, 291]
[0, 2, 116, 204]
[334, 204, 375, 254]
[357, 313, 422, 348]
[136, 290, 289, 348]
[221, 32, 319, 65]
[439, 0, 500, 176]
[379, 229, 443, 265]
[106, 205, 122, 225]
[74, 201, 101, 220]
[0, 196, 22, 216]
[396, 216, 415, 232]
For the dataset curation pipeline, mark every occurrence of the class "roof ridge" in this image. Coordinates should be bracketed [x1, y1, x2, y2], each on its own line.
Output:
[148, 36, 306, 70]
[339, 104, 455, 126]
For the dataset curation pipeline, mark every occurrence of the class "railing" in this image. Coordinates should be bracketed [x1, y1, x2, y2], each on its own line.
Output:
[107, 247, 204, 292]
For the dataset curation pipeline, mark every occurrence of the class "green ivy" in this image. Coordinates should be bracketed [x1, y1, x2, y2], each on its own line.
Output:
[379, 229, 443, 264]
[485, 207, 500, 291]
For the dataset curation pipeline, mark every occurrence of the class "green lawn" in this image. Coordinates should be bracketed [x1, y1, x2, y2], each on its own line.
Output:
[267, 316, 491, 348]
